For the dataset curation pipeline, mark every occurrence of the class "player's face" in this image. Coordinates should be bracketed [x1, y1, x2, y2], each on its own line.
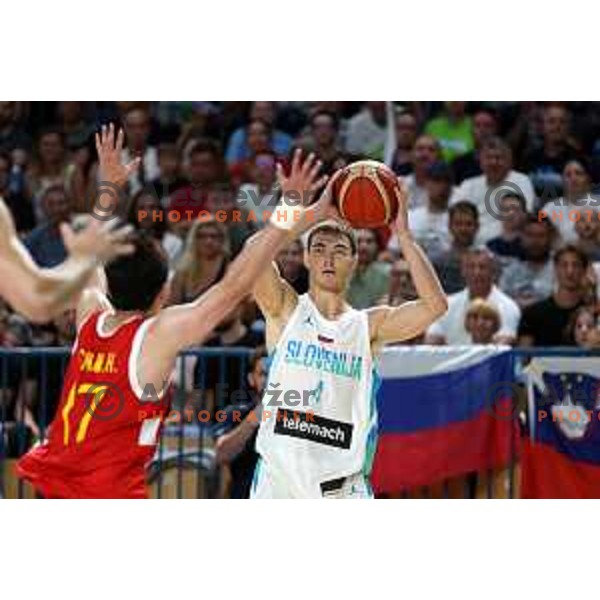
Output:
[306, 233, 356, 293]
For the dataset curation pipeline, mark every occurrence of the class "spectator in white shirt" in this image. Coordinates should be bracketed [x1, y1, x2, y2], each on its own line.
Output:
[388, 161, 452, 257]
[345, 102, 388, 159]
[454, 137, 535, 243]
[402, 134, 443, 209]
[539, 158, 596, 243]
[425, 247, 521, 345]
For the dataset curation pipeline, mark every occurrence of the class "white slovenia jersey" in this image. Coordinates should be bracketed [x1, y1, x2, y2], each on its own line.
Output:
[255, 294, 380, 498]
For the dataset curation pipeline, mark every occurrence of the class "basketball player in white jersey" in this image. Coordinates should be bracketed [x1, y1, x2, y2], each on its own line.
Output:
[0, 125, 135, 322]
[251, 185, 448, 498]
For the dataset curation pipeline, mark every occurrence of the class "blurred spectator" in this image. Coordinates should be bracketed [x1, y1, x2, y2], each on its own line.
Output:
[121, 106, 160, 194]
[542, 158, 595, 243]
[499, 216, 556, 308]
[403, 134, 443, 209]
[389, 110, 418, 176]
[432, 201, 479, 294]
[521, 104, 582, 197]
[452, 108, 498, 183]
[347, 229, 390, 309]
[28, 127, 68, 221]
[225, 102, 292, 165]
[393, 162, 454, 260]
[0, 312, 39, 457]
[169, 219, 229, 305]
[229, 119, 279, 188]
[148, 143, 188, 203]
[425, 101, 474, 162]
[169, 140, 227, 223]
[454, 137, 535, 242]
[307, 110, 346, 175]
[464, 298, 501, 344]
[518, 244, 588, 346]
[0, 101, 30, 153]
[195, 301, 264, 425]
[128, 190, 183, 266]
[426, 248, 521, 345]
[345, 101, 387, 159]
[215, 347, 267, 499]
[377, 258, 419, 346]
[276, 239, 308, 294]
[237, 151, 278, 226]
[205, 188, 258, 257]
[486, 193, 527, 263]
[56, 102, 93, 151]
[24, 185, 71, 267]
[0, 150, 35, 233]
[574, 215, 600, 262]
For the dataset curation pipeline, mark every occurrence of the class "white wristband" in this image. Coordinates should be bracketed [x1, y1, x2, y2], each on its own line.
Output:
[269, 197, 302, 230]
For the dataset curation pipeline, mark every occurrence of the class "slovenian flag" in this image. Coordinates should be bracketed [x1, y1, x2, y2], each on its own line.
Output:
[372, 346, 518, 494]
[521, 356, 600, 499]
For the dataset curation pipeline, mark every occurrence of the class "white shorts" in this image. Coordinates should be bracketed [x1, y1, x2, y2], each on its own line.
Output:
[250, 459, 373, 499]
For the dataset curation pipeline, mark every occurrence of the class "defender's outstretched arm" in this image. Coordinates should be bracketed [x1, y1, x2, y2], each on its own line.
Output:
[148, 151, 331, 358]
[0, 124, 136, 323]
[368, 185, 448, 347]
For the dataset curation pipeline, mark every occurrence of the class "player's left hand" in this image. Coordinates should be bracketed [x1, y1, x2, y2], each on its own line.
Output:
[391, 180, 410, 236]
[96, 123, 140, 187]
[311, 168, 343, 223]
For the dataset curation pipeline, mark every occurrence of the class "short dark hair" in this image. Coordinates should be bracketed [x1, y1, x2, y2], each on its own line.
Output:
[500, 192, 527, 213]
[307, 222, 357, 255]
[310, 110, 339, 131]
[481, 136, 510, 155]
[189, 139, 222, 160]
[524, 212, 556, 234]
[105, 234, 169, 311]
[554, 243, 589, 269]
[449, 200, 479, 222]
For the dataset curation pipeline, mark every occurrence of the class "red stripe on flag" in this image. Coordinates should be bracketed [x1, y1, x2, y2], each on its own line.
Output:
[372, 407, 517, 494]
[521, 438, 600, 499]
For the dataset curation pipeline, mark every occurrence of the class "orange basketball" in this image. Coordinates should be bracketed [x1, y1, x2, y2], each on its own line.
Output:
[333, 160, 400, 228]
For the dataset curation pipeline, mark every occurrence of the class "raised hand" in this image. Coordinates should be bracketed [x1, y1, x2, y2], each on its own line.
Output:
[276, 149, 328, 207]
[391, 180, 410, 236]
[60, 216, 135, 266]
[95, 123, 140, 187]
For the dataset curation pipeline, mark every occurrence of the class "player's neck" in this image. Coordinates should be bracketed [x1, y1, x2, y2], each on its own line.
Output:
[105, 310, 147, 329]
[308, 289, 348, 321]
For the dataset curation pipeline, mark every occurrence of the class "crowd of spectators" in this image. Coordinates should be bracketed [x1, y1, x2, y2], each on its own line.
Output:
[3, 100, 600, 473]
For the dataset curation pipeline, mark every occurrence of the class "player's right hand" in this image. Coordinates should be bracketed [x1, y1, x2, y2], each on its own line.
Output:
[60, 216, 135, 265]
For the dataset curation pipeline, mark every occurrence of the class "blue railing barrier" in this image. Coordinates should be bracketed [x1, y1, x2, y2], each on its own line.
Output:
[0, 346, 597, 498]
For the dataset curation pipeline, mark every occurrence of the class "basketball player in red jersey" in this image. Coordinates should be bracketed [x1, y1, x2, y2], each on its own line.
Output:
[0, 128, 135, 322]
[17, 125, 334, 498]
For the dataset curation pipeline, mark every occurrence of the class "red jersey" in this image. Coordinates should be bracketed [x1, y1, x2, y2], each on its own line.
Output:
[18, 311, 171, 498]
